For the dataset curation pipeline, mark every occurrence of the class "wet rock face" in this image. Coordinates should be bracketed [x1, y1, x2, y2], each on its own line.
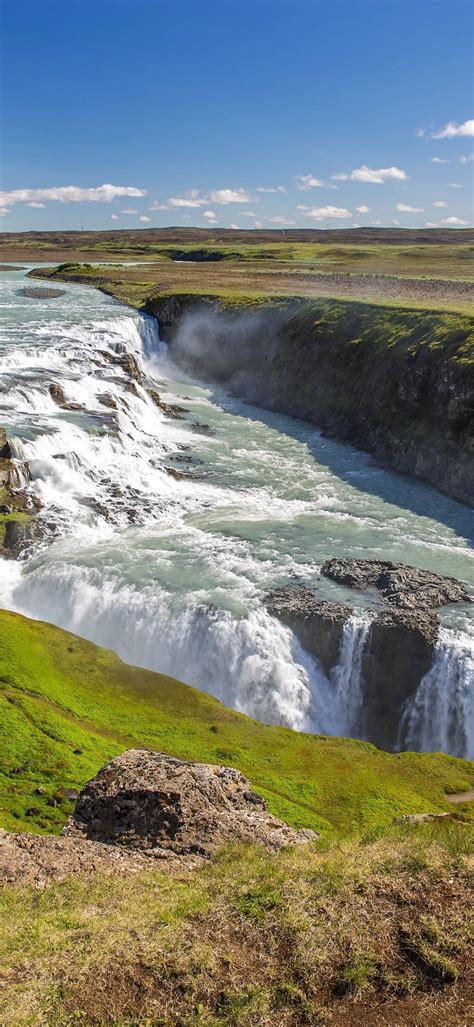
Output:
[147, 387, 187, 419]
[360, 611, 437, 750]
[0, 427, 41, 558]
[0, 428, 12, 460]
[266, 587, 351, 677]
[268, 560, 470, 752]
[320, 562, 470, 748]
[63, 749, 316, 856]
[49, 382, 84, 412]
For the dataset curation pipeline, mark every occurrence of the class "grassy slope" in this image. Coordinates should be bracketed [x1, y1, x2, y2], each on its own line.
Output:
[0, 609, 472, 837]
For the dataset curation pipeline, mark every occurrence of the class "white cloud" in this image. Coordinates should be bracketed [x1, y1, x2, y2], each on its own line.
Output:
[149, 202, 173, 211]
[296, 204, 309, 210]
[203, 210, 218, 221]
[305, 205, 352, 220]
[432, 119, 474, 139]
[168, 193, 205, 208]
[149, 186, 253, 211]
[253, 221, 263, 229]
[182, 214, 191, 220]
[0, 207, 10, 216]
[267, 216, 296, 225]
[111, 214, 118, 220]
[355, 205, 371, 214]
[229, 224, 240, 229]
[149, 190, 205, 210]
[332, 165, 407, 184]
[391, 219, 400, 225]
[241, 210, 257, 217]
[448, 182, 462, 188]
[139, 216, 151, 222]
[433, 200, 447, 208]
[460, 153, 474, 163]
[0, 184, 146, 206]
[371, 220, 382, 225]
[441, 216, 469, 225]
[256, 186, 286, 193]
[397, 203, 424, 213]
[121, 208, 139, 214]
[26, 201, 45, 208]
[431, 157, 450, 164]
[425, 222, 439, 228]
[294, 174, 327, 190]
[352, 223, 360, 228]
[208, 188, 253, 204]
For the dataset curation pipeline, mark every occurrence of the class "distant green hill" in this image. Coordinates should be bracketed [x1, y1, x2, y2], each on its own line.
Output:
[1, 609, 472, 837]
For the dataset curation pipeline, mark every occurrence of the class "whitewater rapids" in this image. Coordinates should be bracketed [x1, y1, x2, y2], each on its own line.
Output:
[0, 267, 473, 756]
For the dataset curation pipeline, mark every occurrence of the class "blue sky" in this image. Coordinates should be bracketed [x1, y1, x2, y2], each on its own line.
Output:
[1, 0, 473, 231]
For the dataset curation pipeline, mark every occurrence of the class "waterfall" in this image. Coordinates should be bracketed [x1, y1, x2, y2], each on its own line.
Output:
[399, 627, 474, 759]
[331, 611, 373, 737]
[1, 274, 473, 759]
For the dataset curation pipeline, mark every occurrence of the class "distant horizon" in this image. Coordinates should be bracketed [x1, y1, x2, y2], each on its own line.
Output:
[1, 224, 473, 239]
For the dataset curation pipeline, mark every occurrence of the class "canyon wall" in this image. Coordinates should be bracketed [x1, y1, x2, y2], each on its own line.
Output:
[149, 293, 474, 506]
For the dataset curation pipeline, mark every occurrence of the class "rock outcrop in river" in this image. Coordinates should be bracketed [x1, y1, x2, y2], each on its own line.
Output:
[268, 558, 470, 751]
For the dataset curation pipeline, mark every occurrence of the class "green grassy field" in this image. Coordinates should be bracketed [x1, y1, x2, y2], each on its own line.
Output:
[33, 247, 474, 314]
[71, 241, 473, 279]
[1, 609, 472, 838]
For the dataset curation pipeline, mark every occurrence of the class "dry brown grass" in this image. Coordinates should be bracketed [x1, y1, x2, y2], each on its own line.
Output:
[0, 820, 472, 1026]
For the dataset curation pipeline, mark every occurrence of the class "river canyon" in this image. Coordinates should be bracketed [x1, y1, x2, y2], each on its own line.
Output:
[0, 267, 473, 757]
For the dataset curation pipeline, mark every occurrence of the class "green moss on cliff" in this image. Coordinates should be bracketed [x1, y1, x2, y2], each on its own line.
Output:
[0, 512, 33, 548]
[0, 610, 471, 837]
[286, 298, 474, 365]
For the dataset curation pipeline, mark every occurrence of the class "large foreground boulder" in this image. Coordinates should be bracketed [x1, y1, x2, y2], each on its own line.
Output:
[63, 750, 316, 855]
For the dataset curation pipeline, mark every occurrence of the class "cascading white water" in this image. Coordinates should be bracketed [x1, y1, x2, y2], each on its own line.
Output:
[330, 612, 374, 737]
[0, 268, 473, 753]
[399, 627, 474, 759]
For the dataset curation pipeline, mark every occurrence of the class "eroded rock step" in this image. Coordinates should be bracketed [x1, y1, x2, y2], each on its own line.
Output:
[268, 558, 471, 751]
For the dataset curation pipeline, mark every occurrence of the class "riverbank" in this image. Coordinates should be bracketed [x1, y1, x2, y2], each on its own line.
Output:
[2, 811, 472, 1026]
